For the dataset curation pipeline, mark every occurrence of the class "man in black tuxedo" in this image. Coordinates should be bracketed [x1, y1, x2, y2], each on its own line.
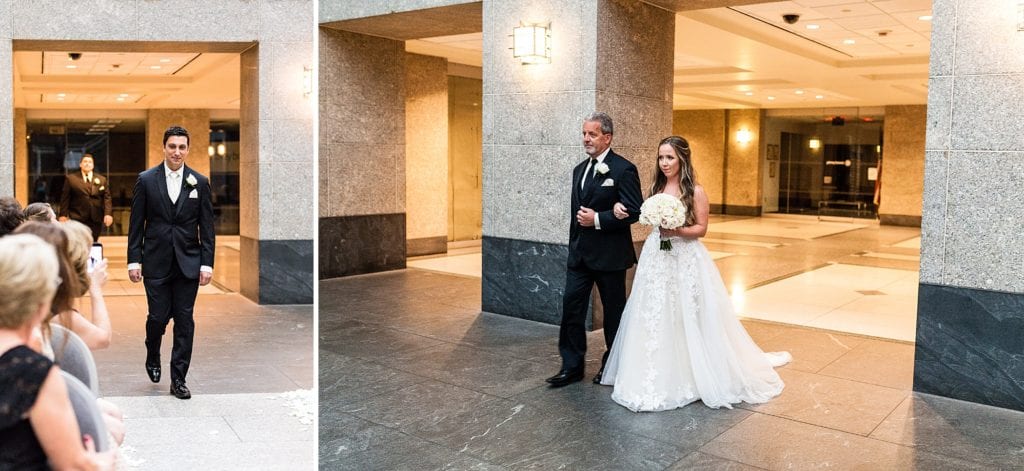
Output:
[127, 126, 215, 400]
[59, 154, 113, 241]
[547, 112, 643, 388]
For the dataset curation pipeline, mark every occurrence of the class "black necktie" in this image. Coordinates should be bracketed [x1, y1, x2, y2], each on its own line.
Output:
[582, 158, 596, 190]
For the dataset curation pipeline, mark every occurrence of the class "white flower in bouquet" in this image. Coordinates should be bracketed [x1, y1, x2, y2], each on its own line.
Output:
[639, 194, 688, 250]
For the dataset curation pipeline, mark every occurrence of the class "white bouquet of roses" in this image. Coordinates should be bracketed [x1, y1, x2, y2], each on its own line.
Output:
[639, 194, 688, 251]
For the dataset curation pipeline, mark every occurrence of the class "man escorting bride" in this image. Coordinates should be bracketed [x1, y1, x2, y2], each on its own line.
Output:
[548, 114, 790, 412]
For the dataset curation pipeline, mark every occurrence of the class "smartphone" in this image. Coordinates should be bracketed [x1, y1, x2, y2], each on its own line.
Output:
[88, 243, 103, 273]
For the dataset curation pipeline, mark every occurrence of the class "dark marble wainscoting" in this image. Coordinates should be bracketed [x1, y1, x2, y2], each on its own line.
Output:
[722, 204, 761, 216]
[240, 237, 314, 304]
[880, 214, 923, 227]
[406, 236, 447, 257]
[482, 236, 571, 325]
[914, 283, 1024, 412]
[319, 214, 405, 278]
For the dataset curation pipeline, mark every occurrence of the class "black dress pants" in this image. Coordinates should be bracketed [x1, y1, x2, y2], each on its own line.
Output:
[559, 265, 627, 371]
[143, 256, 199, 383]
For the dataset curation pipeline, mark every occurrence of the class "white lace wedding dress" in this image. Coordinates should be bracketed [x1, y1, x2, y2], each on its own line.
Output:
[600, 229, 791, 411]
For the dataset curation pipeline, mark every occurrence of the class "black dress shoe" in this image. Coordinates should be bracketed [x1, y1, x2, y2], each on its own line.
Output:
[146, 364, 161, 383]
[170, 380, 191, 400]
[547, 369, 584, 388]
[592, 368, 605, 385]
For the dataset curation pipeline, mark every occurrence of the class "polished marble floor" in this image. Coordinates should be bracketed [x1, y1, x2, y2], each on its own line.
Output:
[407, 215, 921, 341]
[76, 237, 314, 469]
[320, 270, 1024, 470]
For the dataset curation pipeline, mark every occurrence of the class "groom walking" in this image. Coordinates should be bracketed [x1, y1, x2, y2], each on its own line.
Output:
[547, 112, 643, 388]
[127, 125, 215, 399]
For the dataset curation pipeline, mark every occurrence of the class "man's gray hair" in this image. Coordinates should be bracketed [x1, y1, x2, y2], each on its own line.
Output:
[584, 112, 613, 135]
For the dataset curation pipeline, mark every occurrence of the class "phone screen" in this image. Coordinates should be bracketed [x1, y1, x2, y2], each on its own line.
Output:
[88, 243, 103, 272]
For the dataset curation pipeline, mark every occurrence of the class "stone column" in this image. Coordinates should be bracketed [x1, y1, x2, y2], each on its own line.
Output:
[481, 0, 674, 323]
[916, 0, 1024, 412]
[724, 109, 762, 215]
[318, 27, 406, 278]
[146, 109, 211, 177]
[14, 109, 28, 204]
[405, 53, 449, 257]
[879, 105, 925, 226]
[673, 110, 726, 212]
[0, 4, 12, 197]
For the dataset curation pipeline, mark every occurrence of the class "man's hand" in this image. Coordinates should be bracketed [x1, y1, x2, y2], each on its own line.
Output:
[128, 269, 142, 283]
[103, 215, 113, 227]
[576, 206, 596, 227]
[199, 271, 213, 286]
[58, 216, 69, 223]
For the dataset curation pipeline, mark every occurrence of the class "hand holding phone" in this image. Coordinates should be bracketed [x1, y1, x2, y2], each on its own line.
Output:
[88, 243, 103, 273]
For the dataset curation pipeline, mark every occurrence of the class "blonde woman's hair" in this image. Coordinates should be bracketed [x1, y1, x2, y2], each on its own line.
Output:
[62, 220, 93, 296]
[0, 234, 59, 329]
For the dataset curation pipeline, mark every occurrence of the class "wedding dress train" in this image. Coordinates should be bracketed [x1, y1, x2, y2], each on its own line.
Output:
[601, 230, 791, 411]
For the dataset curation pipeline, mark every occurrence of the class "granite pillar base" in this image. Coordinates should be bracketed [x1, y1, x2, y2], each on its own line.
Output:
[239, 237, 314, 305]
[319, 214, 406, 278]
[914, 283, 1024, 412]
[880, 214, 922, 227]
[482, 236, 575, 326]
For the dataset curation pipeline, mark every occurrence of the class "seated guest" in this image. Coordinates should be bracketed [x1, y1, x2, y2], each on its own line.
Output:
[24, 202, 59, 223]
[0, 196, 24, 237]
[59, 221, 113, 350]
[0, 233, 115, 470]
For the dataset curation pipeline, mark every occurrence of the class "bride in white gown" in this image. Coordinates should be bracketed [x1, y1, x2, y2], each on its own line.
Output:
[600, 136, 790, 412]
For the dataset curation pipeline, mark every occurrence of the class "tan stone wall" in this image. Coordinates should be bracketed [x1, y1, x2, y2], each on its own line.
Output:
[146, 109, 211, 178]
[880, 105, 926, 224]
[725, 108, 762, 210]
[404, 53, 449, 242]
[14, 109, 27, 205]
[672, 110, 725, 206]
[448, 75, 482, 241]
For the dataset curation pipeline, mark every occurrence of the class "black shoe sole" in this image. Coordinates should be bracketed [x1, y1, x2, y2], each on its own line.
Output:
[548, 375, 584, 388]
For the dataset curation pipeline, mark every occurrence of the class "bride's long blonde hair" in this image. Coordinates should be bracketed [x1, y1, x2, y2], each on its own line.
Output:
[649, 136, 697, 226]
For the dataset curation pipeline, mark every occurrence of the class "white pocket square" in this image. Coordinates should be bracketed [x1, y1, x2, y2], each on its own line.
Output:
[601, 179, 615, 187]
[189, 189, 198, 199]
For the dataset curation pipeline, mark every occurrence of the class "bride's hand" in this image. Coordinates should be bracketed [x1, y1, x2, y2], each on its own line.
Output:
[659, 227, 678, 238]
[613, 202, 628, 220]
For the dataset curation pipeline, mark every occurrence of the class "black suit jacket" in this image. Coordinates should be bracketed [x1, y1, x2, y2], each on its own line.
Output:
[567, 149, 643, 271]
[127, 164, 215, 279]
[59, 172, 112, 224]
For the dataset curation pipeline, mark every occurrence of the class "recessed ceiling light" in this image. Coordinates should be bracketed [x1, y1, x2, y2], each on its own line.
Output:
[806, 24, 820, 30]
[795, 90, 804, 95]
[57, 93, 66, 97]
[843, 39, 856, 45]
[57, 96, 64, 101]
[65, 64, 77, 69]
[815, 95, 824, 99]
[118, 93, 129, 97]
[745, 92, 754, 96]
[918, 15, 933, 21]
[150, 65, 162, 70]
[767, 96, 776, 101]
[159, 58, 172, 63]
[116, 97, 126, 102]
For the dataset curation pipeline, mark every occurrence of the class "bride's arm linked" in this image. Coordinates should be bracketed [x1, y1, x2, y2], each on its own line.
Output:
[660, 185, 709, 239]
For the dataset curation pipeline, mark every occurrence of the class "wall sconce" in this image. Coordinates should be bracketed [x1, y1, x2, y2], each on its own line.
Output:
[512, 22, 551, 64]
[303, 66, 313, 98]
[735, 129, 753, 144]
[809, 138, 822, 150]
[217, 143, 227, 157]
[207, 145, 214, 157]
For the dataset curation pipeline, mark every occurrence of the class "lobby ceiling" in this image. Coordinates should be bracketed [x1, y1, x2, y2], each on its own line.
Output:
[406, 0, 932, 110]
[13, 51, 240, 110]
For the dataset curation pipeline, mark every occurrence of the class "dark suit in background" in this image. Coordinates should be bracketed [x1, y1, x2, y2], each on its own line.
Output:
[127, 163, 215, 386]
[60, 171, 112, 241]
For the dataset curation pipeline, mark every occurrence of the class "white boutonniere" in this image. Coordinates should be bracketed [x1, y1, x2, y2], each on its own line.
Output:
[185, 174, 198, 188]
[98, 185, 105, 191]
[93, 178, 101, 185]
[595, 162, 610, 175]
